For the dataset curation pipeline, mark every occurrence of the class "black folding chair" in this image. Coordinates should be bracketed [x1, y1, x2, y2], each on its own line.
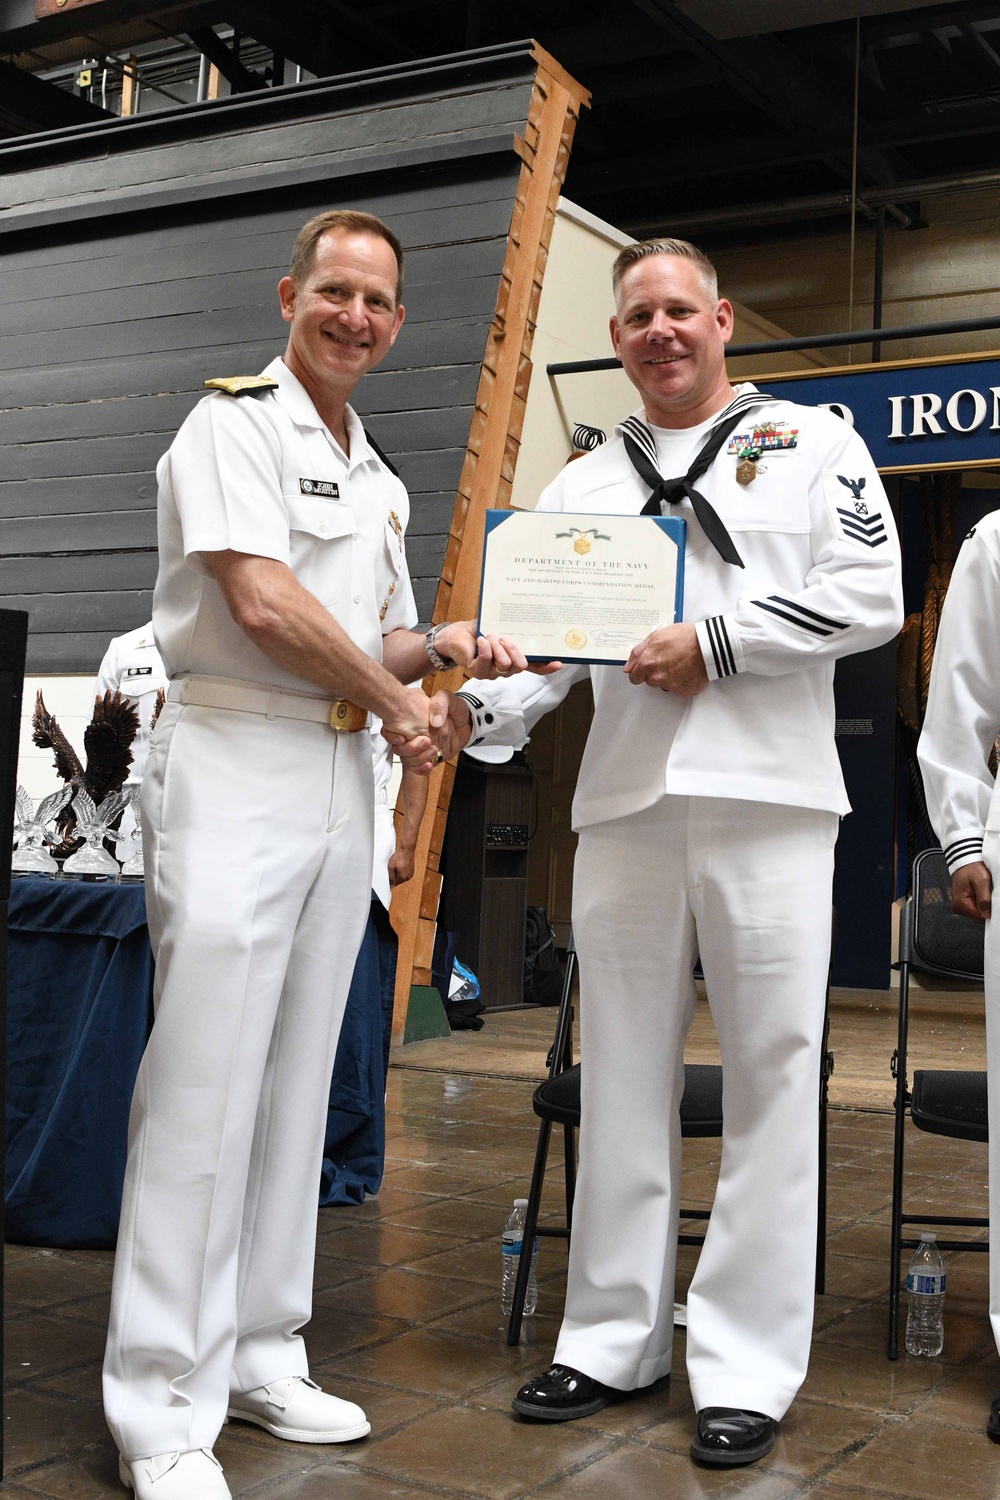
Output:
[506, 928, 835, 1344]
[888, 846, 987, 1358]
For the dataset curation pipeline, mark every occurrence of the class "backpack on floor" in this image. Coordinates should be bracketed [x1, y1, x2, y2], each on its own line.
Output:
[524, 906, 563, 1006]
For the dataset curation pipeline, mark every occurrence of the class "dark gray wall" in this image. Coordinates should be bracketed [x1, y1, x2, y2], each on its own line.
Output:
[0, 44, 537, 669]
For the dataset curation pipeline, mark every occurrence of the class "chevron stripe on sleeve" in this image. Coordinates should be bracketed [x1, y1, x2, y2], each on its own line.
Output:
[836, 508, 888, 548]
[751, 595, 851, 637]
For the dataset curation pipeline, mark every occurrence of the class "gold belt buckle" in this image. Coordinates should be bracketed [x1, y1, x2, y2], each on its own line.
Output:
[329, 699, 365, 733]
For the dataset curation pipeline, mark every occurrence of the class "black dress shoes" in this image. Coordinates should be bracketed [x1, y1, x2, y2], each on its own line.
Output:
[512, 1364, 614, 1422]
[987, 1393, 1000, 1442]
[691, 1407, 777, 1466]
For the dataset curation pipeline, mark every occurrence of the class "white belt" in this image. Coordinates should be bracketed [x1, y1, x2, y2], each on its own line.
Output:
[167, 677, 369, 732]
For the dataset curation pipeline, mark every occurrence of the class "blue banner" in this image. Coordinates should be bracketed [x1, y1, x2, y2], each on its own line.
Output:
[753, 353, 1000, 473]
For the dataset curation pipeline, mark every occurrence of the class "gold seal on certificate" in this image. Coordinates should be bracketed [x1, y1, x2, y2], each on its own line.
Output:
[478, 510, 686, 664]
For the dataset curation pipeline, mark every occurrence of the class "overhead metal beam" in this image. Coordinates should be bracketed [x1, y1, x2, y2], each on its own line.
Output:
[620, 163, 1000, 238]
[186, 23, 264, 92]
[0, 0, 222, 49]
[0, 54, 114, 132]
[861, 1, 1000, 46]
[629, 0, 916, 189]
[957, 20, 1000, 85]
[590, 58, 719, 103]
[573, 94, 1000, 198]
[205, 0, 411, 77]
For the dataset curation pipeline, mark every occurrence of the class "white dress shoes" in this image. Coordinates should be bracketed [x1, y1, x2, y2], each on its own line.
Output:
[119, 1448, 231, 1499]
[227, 1374, 371, 1443]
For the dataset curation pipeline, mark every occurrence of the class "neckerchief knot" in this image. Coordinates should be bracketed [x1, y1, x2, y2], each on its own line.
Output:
[620, 390, 773, 568]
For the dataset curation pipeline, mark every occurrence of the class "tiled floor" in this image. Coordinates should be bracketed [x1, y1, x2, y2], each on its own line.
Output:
[2, 994, 995, 1499]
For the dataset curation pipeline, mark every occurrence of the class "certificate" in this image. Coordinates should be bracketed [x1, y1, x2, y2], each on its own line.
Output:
[477, 510, 686, 664]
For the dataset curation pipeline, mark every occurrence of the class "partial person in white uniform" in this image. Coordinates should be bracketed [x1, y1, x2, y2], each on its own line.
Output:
[103, 209, 501, 1500]
[415, 239, 903, 1466]
[93, 624, 167, 861]
[917, 509, 1000, 1443]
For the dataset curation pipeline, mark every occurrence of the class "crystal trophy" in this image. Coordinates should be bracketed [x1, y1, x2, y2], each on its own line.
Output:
[61, 788, 128, 878]
[115, 785, 145, 880]
[11, 784, 72, 876]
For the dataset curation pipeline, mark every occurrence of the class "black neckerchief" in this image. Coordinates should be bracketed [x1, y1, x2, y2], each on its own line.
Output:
[620, 390, 773, 568]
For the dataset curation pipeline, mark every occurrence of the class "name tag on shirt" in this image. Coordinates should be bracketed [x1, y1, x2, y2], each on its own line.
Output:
[125, 666, 153, 677]
[300, 478, 340, 498]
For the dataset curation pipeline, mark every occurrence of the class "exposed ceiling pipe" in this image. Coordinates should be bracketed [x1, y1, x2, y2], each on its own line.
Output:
[624, 165, 1000, 236]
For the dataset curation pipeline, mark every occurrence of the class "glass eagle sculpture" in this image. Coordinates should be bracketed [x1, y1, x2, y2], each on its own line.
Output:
[11, 784, 73, 875]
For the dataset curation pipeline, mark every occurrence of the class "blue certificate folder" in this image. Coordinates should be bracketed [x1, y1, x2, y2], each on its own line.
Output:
[477, 510, 686, 665]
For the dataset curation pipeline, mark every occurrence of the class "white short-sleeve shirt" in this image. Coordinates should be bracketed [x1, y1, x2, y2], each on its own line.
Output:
[94, 623, 167, 786]
[152, 356, 418, 691]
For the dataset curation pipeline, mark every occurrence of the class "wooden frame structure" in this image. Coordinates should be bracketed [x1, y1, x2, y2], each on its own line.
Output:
[390, 47, 588, 1042]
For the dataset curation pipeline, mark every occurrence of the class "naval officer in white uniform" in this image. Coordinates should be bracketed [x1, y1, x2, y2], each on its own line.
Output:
[103, 210, 494, 1500]
[416, 239, 903, 1465]
[917, 510, 1000, 1443]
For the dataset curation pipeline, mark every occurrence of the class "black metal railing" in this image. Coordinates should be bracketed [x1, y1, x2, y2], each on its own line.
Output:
[546, 313, 1000, 378]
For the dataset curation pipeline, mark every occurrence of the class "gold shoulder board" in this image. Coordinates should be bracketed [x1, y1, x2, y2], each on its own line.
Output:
[203, 376, 279, 397]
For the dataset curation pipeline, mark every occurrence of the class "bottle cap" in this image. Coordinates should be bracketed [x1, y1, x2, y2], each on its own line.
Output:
[920, 1231, 937, 1242]
[514, 1198, 528, 1208]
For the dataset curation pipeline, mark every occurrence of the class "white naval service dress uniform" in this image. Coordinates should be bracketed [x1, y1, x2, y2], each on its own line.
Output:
[94, 624, 167, 860]
[917, 509, 1000, 1360]
[462, 386, 902, 1417]
[103, 355, 417, 1461]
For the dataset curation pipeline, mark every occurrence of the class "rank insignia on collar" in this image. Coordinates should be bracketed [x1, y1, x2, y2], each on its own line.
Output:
[204, 376, 279, 397]
[300, 478, 340, 498]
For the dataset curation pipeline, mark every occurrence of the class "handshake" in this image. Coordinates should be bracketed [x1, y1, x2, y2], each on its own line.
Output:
[381, 621, 560, 774]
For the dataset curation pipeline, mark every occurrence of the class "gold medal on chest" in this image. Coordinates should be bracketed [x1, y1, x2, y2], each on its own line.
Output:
[736, 456, 758, 486]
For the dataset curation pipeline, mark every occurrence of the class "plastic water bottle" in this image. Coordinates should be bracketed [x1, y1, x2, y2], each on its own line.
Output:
[905, 1231, 946, 1356]
[501, 1199, 538, 1316]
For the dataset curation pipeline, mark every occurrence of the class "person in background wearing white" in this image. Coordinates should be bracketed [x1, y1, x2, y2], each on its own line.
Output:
[917, 510, 1000, 1443]
[93, 624, 167, 861]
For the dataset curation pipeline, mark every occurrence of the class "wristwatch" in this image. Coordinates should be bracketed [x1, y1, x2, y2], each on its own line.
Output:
[425, 623, 456, 672]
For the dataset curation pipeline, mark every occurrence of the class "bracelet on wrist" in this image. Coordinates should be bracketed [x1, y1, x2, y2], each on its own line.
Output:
[425, 622, 456, 672]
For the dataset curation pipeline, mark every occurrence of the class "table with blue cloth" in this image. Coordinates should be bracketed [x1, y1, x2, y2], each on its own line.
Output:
[6, 875, 392, 1249]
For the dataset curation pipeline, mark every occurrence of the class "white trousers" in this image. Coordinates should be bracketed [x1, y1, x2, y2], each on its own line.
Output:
[553, 794, 838, 1420]
[981, 832, 1000, 1357]
[103, 700, 373, 1461]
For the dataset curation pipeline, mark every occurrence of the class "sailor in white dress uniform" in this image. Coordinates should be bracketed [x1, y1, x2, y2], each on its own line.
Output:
[917, 508, 1000, 1442]
[424, 240, 903, 1464]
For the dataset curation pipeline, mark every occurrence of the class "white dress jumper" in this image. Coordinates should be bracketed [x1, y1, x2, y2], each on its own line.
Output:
[462, 391, 903, 1417]
[918, 510, 1000, 1362]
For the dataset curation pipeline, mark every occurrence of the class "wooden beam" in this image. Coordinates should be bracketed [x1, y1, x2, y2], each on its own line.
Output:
[35, 0, 106, 15]
[389, 47, 589, 1045]
[120, 50, 137, 115]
